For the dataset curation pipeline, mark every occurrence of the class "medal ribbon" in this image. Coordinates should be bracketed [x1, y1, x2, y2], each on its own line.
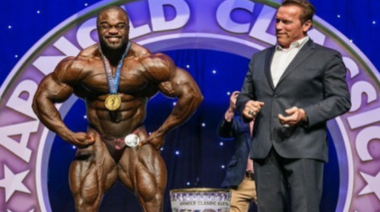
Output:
[99, 42, 131, 94]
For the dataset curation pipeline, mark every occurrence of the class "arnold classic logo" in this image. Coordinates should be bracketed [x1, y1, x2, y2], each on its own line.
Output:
[0, 0, 379, 211]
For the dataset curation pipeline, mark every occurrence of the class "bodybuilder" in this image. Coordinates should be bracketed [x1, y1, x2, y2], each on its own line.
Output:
[32, 5, 203, 212]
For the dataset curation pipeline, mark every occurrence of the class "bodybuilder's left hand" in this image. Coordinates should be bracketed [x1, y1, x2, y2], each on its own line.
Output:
[139, 131, 165, 150]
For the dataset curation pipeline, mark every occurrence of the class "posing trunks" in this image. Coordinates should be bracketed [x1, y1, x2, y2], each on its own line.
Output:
[86, 125, 144, 161]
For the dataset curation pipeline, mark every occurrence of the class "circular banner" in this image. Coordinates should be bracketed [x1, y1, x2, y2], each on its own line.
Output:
[0, 0, 379, 211]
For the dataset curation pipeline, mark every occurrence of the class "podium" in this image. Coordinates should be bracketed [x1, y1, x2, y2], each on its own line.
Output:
[170, 188, 231, 212]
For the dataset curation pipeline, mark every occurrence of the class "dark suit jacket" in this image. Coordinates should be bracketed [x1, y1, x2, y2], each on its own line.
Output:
[218, 115, 251, 188]
[236, 39, 351, 162]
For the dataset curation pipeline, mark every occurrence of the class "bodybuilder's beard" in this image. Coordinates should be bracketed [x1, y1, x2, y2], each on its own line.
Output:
[104, 41, 124, 50]
[99, 42, 127, 58]
[100, 37, 127, 51]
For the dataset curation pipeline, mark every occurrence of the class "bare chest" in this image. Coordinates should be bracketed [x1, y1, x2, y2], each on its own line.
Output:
[80, 59, 155, 95]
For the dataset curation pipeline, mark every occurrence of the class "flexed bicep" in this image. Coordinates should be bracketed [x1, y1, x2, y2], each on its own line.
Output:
[39, 73, 74, 102]
[33, 72, 74, 124]
[32, 57, 81, 142]
[139, 54, 203, 148]
[155, 67, 203, 133]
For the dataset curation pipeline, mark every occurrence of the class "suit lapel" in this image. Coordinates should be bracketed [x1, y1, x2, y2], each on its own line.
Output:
[265, 47, 276, 90]
[276, 39, 316, 87]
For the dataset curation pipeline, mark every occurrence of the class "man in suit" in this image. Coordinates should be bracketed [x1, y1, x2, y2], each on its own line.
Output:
[236, 0, 351, 211]
[218, 91, 257, 212]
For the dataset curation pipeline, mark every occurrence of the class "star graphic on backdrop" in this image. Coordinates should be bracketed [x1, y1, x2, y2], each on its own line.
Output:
[358, 171, 380, 200]
[7, 209, 34, 212]
[0, 165, 31, 202]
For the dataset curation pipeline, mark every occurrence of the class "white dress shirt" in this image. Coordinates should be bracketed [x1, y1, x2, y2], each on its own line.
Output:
[271, 36, 309, 87]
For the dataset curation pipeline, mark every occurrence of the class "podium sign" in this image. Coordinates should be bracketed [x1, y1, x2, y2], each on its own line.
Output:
[170, 188, 231, 212]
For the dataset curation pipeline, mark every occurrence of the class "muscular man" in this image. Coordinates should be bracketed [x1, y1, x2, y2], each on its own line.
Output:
[32, 5, 203, 212]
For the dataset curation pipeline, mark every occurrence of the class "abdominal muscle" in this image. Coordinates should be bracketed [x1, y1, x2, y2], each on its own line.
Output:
[85, 93, 149, 139]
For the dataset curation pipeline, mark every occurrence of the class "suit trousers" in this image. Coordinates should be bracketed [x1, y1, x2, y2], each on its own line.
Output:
[229, 175, 257, 212]
[255, 148, 324, 212]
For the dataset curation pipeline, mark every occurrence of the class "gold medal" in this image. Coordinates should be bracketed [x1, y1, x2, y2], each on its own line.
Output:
[105, 94, 121, 111]
[99, 43, 131, 111]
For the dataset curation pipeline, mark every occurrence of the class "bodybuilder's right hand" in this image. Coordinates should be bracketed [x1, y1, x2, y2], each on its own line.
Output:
[64, 132, 95, 148]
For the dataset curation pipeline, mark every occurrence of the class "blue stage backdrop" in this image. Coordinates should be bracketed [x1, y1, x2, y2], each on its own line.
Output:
[0, 0, 379, 212]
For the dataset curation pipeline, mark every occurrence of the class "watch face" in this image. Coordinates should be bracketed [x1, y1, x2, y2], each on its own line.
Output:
[124, 134, 140, 147]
